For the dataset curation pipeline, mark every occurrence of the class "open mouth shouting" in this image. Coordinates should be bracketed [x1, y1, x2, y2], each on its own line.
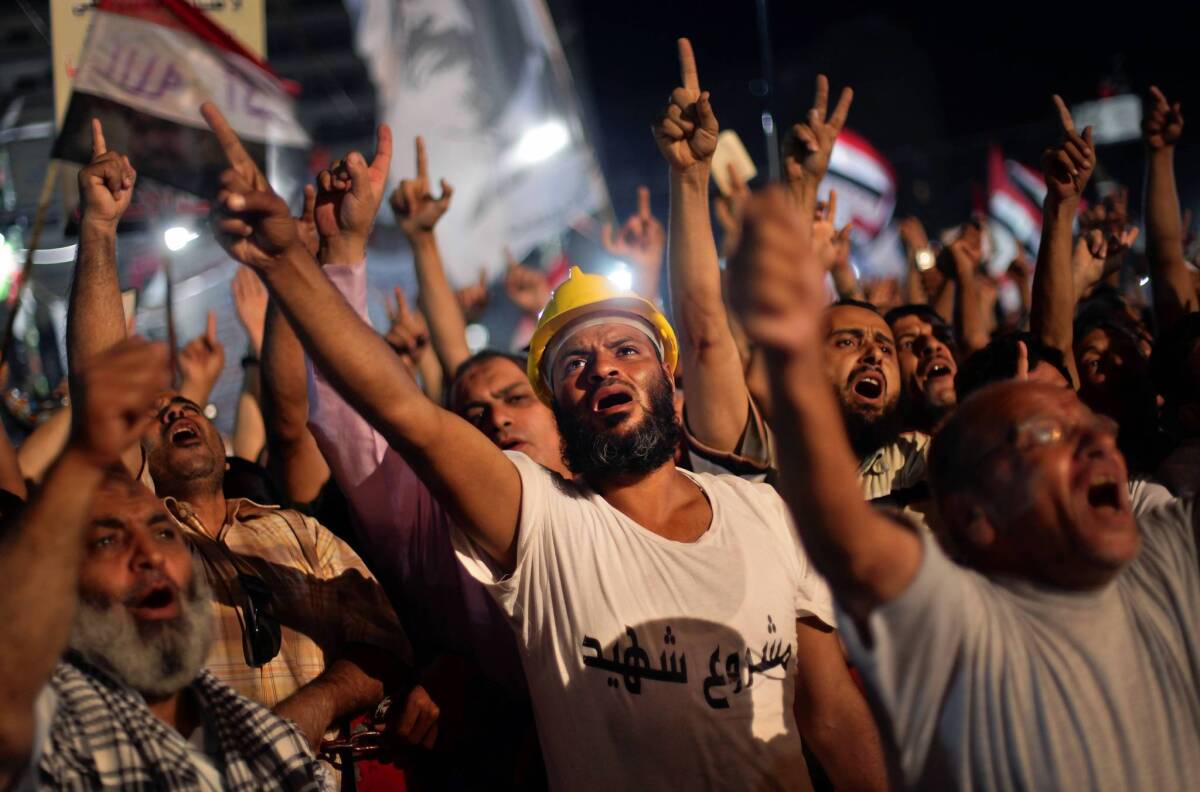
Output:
[847, 367, 886, 407]
[1085, 473, 1127, 515]
[125, 580, 181, 621]
[166, 418, 204, 448]
[591, 384, 635, 416]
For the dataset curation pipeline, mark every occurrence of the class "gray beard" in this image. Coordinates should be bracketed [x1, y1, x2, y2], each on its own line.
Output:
[69, 557, 215, 700]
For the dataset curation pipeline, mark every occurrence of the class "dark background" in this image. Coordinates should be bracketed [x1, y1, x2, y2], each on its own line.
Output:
[553, 0, 1200, 234]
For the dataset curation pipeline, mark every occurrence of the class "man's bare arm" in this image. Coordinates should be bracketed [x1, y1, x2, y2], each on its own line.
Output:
[67, 119, 135, 373]
[390, 137, 471, 379]
[261, 301, 330, 505]
[793, 619, 887, 791]
[729, 187, 921, 620]
[1031, 96, 1095, 390]
[273, 647, 391, 751]
[0, 338, 168, 785]
[655, 39, 747, 452]
[1143, 86, 1196, 331]
[203, 103, 521, 569]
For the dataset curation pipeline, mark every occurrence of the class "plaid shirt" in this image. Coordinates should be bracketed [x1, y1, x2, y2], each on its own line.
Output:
[165, 497, 410, 708]
[36, 656, 330, 790]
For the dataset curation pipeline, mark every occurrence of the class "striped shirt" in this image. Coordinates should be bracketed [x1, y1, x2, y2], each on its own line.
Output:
[165, 497, 410, 707]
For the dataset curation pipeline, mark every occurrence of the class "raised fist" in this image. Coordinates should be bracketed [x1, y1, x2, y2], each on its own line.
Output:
[203, 102, 302, 270]
[78, 118, 137, 229]
[69, 337, 170, 467]
[652, 38, 718, 173]
[390, 136, 454, 238]
[1143, 86, 1183, 150]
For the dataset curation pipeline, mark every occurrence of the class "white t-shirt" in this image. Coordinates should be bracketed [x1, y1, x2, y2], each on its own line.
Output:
[839, 497, 1200, 791]
[454, 452, 834, 792]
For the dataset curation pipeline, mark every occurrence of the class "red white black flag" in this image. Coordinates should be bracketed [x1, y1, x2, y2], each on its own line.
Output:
[52, 0, 308, 199]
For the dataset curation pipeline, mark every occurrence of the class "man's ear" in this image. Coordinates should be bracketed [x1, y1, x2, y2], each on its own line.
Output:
[938, 491, 997, 560]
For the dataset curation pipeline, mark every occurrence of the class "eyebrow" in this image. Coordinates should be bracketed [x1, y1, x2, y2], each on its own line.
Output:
[90, 518, 126, 530]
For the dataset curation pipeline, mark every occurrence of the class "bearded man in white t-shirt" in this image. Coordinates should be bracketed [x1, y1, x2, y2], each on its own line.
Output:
[200, 102, 885, 791]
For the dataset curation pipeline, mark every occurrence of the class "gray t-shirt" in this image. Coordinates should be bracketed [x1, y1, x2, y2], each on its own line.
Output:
[839, 497, 1200, 791]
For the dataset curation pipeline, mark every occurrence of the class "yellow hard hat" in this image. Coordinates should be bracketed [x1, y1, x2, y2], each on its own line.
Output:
[527, 266, 678, 404]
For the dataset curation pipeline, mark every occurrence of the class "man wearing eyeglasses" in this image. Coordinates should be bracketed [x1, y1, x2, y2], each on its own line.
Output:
[67, 123, 425, 758]
[730, 184, 1200, 790]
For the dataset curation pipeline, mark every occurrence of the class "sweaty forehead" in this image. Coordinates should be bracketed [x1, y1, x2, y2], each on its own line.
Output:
[971, 380, 1082, 434]
[825, 305, 893, 342]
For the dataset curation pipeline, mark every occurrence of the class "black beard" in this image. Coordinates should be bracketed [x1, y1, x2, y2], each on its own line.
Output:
[553, 374, 683, 481]
[840, 398, 904, 462]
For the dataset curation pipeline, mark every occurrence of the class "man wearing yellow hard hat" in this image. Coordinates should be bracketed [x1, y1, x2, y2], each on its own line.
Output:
[451, 263, 882, 792]
[211, 35, 883, 791]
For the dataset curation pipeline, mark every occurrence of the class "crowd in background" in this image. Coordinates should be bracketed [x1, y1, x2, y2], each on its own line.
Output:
[0, 35, 1197, 792]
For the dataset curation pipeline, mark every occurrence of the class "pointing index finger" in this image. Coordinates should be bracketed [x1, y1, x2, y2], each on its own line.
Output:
[637, 186, 650, 220]
[201, 102, 253, 168]
[371, 123, 393, 179]
[91, 118, 107, 159]
[1052, 95, 1075, 134]
[415, 136, 428, 181]
[677, 38, 699, 92]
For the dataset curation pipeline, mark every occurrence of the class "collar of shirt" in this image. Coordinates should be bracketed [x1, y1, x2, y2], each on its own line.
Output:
[164, 496, 282, 540]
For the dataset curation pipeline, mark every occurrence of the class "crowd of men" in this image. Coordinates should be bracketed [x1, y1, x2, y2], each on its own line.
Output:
[0, 35, 1197, 791]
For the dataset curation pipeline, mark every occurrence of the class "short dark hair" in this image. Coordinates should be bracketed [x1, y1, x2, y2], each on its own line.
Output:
[832, 298, 883, 316]
[447, 349, 530, 408]
[883, 303, 948, 331]
[955, 332, 1072, 400]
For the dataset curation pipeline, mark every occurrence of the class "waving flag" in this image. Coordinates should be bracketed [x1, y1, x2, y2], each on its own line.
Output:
[987, 145, 1043, 267]
[823, 128, 897, 240]
[52, 0, 308, 199]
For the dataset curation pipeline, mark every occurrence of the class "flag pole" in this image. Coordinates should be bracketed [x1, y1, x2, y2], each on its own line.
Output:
[0, 159, 62, 367]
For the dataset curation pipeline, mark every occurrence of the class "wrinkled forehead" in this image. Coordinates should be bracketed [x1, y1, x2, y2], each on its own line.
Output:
[824, 305, 893, 342]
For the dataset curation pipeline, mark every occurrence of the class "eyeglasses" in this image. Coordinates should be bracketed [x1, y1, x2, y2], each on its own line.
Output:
[978, 412, 1119, 463]
[238, 572, 281, 668]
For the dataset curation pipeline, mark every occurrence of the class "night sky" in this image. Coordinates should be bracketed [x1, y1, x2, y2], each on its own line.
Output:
[558, 1, 1200, 234]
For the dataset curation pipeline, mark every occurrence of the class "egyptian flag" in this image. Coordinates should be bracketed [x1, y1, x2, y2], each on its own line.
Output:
[987, 145, 1043, 257]
[823, 129, 897, 240]
[52, 0, 308, 199]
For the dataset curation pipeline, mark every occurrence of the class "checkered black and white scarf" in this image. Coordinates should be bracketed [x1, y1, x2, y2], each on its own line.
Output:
[38, 656, 327, 790]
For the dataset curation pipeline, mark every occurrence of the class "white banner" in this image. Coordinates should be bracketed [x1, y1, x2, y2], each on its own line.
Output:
[73, 9, 308, 147]
[349, 0, 608, 285]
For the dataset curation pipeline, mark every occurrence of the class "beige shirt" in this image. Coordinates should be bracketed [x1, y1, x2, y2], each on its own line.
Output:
[167, 497, 410, 707]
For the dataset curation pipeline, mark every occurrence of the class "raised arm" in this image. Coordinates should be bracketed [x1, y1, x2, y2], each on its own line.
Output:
[259, 186, 331, 504]
[203, 103, 521, 569]
[602, 186, 667, 302]
[1030, 96, 1095, 390]
[67, 119, 135, 372]
[654, 38, 748, 452]
[1142, 85, 1197, 331]
[0, 338, 167, 786]
[388, 137, 470, 379]
[728, 187, 921, 621]
[230, 266, 268, 462]
[946, 223, 990, 355]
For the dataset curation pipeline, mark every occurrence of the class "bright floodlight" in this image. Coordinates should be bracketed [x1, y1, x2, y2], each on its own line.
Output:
[465, 323, 490, 352]
[164, 226, 199, 252]
[514, 121, 569, 166]
[607, 262, 634, 292]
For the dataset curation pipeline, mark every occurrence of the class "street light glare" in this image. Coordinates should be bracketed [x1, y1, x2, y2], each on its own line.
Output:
[514, 120, 569, 165]
[164, 226, 199, 252]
